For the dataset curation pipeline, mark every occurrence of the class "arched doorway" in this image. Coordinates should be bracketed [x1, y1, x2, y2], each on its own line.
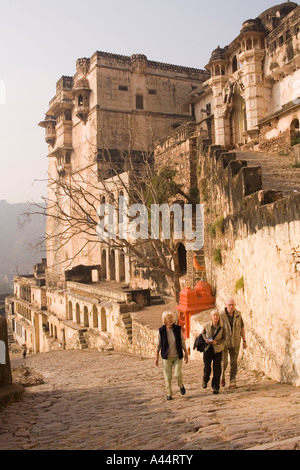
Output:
[119, 250, 125, 282]
[92, 305, 98, 329]
[83, 306, 89, 327]
[68, 301, 73, 320]
[290, 118, 300, 144]
[101, 249, 107, 279]
[75, 303, 80, 324]
[100, 307, 107, 331]
[177, 243, 187, 276]
[110, 249, 116, 280]
[229, 88, 247, 146]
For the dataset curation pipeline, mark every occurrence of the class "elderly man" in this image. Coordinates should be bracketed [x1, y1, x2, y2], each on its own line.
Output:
[220, 299, 247, 389]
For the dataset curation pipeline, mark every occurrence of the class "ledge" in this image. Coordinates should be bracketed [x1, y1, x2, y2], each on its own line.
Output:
[0, 383, 24, 410]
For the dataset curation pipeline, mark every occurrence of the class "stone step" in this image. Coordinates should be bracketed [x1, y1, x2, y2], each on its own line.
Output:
[150, 298, 166, 306]
[150, 294, 166, 306]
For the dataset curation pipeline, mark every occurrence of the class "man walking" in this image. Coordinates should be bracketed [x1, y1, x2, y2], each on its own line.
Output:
[220, 299, 247, 389]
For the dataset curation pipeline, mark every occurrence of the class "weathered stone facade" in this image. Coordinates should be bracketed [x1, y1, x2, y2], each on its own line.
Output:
[39, 52, 209, 288]
[192, 2, 300, 153]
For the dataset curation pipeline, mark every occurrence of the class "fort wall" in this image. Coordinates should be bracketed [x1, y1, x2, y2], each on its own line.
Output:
[199, 143, 300, 385]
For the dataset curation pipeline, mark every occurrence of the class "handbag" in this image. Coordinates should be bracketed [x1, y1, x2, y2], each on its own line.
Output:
[193, 326, 221, 353]
[193, 333, 206, 352]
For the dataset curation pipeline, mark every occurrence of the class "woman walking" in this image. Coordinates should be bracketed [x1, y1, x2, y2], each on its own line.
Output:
[202, 309, 225, 394]
[155, 311, 188, 401]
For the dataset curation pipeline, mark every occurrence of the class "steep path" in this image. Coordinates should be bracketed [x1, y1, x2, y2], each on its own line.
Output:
[1, 349, 300, 451]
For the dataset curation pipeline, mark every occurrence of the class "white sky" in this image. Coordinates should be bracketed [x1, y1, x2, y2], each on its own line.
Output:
[0, 0, 290, 203]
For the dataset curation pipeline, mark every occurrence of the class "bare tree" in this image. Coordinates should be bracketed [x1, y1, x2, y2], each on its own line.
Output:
[21, 124, 199, 301]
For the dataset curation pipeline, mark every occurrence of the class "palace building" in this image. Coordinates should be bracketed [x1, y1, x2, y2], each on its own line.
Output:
[6, 3, 300, 386]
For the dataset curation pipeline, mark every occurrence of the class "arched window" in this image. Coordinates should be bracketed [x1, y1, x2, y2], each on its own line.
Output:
[232, 55, 238, 73]
[78, 94, 83, 106]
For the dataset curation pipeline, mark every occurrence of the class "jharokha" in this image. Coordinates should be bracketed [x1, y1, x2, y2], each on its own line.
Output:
[5, 2, 300, 386]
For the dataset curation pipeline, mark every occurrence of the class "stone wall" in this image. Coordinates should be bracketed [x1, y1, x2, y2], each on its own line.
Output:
[0, 317, 24, 409]
[199, 143, 300, 385]
[113, 312, 157, 358]
[0, 317, 12, 386]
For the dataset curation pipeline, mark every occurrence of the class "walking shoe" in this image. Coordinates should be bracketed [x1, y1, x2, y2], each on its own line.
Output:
[202, 381, 207, 389]
[180, 386, 186, 395]
[213, 389, 219, 394]
[229, 383, 236, 389]
[167, 395, 173, 401]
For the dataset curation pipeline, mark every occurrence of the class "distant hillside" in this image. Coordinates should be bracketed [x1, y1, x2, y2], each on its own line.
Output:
[0, 200, 46, 294]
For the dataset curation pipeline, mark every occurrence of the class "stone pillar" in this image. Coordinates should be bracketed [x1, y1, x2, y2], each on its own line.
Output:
[209, 75, 232, 147]
[0, 317, 12, 386]
[239, 49, 265, 133]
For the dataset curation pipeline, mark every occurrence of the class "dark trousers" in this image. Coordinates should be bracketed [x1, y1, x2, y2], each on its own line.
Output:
[203, 346, 222, 390]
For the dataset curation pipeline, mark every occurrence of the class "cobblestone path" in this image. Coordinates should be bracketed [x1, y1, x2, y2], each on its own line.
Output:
[1, 349, 300, 451]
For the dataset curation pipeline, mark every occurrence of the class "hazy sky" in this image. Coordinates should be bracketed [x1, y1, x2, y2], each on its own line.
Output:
[0, 0, 289, 203]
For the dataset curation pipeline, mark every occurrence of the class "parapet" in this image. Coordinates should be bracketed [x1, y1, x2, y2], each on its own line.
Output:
[200, 145, 284, 217]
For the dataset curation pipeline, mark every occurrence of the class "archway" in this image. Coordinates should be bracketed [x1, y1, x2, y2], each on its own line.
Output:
[75, 303, 80, 324]
[100, 307, 107, 331]
[92, 305, 98, 329]
[83, 306, 89, 327]
[101, 249, 107, 279]
[229, 88, 247, 146]
[110, 249, 116, 280]
[176, 243, 187, 276]
[290, 118, 300, 144]
[68, 301, 73, 321]
[119, 250, 125, 282]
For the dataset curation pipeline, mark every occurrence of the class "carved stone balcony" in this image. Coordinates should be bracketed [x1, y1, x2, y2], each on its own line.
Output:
[38, 115, 57, 147]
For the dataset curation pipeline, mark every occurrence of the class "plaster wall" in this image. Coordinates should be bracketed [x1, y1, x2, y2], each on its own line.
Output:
[210, 202, 300, 385]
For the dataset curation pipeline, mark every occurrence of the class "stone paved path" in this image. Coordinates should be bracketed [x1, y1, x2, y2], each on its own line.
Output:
[1, 349, 300, 451]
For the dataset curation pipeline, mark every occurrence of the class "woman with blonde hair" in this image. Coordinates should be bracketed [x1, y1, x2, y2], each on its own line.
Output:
[155, 311, 188, 401]
[201, 309, 225, 394]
